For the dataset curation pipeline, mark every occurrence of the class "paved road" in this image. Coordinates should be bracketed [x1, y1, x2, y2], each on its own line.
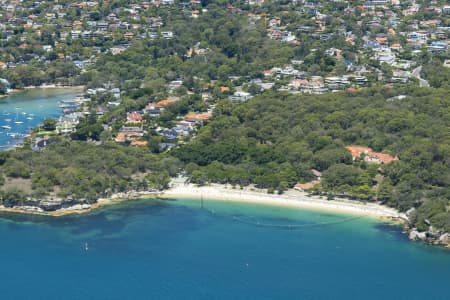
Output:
[412, 66, 430, 87]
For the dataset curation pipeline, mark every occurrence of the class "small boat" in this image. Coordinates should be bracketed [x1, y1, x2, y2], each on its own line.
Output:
[85, 242, 89, 252]
[2, 112, 9, 116]
[8, 133, 27, 139]
[2, 125, 11, 130]
[26, 117, 33, 120]
[14, 121, 24, 124]
[4, 118, 11, 122]
[21, 112, 27, 115]
[59, 103, 79, 109]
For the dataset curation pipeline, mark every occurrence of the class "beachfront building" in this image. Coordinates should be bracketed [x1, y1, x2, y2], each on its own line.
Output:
[294, 180, 320, 191]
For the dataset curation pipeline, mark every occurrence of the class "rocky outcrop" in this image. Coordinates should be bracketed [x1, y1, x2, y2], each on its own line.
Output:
[40, 199, 64, 211]
[439, 233, 450, 246]
[409, 230, 427, 241]
[2, 189, 161, 214]
[408, 229, 450, 247]
[3, 198, 91, 214]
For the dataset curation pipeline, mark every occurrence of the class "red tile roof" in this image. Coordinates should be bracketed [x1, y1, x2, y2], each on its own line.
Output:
[345, 146, 398, 164]
[155, 99, 177, 108]
[294, 180, 320, 190]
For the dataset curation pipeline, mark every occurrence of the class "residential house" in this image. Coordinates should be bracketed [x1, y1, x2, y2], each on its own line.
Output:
[294, 180, 320, 191]
[155, 99, 178, 108]
[345, 146, 398, 164]
[126, 111, 144, 124]
[229, 91, 252, 101]
[115, 126, 144, 142]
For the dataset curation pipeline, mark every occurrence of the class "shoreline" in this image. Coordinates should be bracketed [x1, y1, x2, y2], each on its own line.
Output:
[2, 182, 449, 247]
[160, 183, 408, 222]
[0, 191, 159, 217]
[3, 85, 85, 98]
[23, 84, 85, 90]
[0, 184, 407, 221]
[0, 85, 86, 151]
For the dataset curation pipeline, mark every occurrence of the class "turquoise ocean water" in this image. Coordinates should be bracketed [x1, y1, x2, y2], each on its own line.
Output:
[0, 198, 449, 300]
[0, 88, 81, 149]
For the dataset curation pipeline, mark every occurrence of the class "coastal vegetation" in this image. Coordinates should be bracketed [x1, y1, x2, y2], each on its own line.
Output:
[172, 86, 450, 232]
[0, 142, 179, 205]
[0, 0, 448, 243]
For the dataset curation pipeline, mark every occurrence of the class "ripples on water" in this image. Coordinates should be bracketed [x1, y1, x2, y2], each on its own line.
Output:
[0, 198, 449, 300]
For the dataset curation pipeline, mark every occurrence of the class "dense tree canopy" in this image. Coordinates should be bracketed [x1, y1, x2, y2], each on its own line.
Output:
[172, 86, 450, 231]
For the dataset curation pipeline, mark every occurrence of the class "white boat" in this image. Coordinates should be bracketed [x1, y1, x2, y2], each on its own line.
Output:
[9, 133, 28, 139]
[8, 133, 27, 139]
[2, 125, 11, 130]
[14, 121, 24, 124]
[4, 118, 11, 122]
[26, 117, 33, 120]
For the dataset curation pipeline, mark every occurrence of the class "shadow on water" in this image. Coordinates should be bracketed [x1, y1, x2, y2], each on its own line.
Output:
[0, 198, 217, 245]
[0, 199, 168, 236]
[0, 197, 427, 249]
[373, 222, 410, 242]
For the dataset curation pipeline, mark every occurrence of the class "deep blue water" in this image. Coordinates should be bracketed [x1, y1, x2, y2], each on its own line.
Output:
[0, 198, 449, 300]
[0, 88, 81, 149]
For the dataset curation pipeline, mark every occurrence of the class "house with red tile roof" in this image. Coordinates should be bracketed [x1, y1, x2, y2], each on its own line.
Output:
[131, 140, 148, 146]
[115, 126, 144, 142]
[294, 180, 320, 191]
[220, 86, 230, 93]
[184, 112, 213, 122]
[127, 111, 143, 124]
[345, 146, 398, 164]
[155, 99, 177, 108]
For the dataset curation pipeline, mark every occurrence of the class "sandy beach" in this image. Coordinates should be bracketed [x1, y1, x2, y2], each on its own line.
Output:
[0, 182, 407, 221]
[23, 84, 85, 90]
[160, 182, 407, 221]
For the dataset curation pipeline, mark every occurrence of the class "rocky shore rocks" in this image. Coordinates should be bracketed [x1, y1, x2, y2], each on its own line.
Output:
[439, 233, 450, 245]
[3, 198, 91, 214]
[409, 230, 428, 241]
[1, 190, 162, 215]
[408, 229, 450, 248]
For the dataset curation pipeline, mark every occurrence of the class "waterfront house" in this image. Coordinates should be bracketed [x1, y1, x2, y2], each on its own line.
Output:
[294, 180, 320, 191]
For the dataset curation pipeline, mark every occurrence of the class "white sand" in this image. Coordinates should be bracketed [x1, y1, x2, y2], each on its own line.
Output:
[161, 183, 407, 221]
[0, 182, 407, 221]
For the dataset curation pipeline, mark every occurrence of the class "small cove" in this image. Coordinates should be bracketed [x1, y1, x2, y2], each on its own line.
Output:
[0, 88, 82, 149]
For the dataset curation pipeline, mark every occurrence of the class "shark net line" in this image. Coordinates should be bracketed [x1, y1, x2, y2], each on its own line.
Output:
[205, 209, 362, 230]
